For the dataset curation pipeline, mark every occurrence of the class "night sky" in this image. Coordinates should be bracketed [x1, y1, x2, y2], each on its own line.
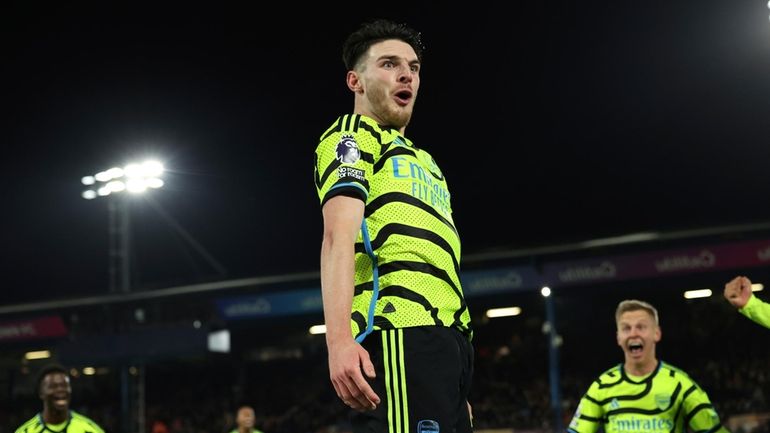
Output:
[2, 1, 770, 306]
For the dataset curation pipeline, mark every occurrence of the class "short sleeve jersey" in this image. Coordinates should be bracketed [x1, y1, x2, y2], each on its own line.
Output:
[15, 411, 105, 433]
[314, 114, 472, 342]
[568, 361, 728, 433]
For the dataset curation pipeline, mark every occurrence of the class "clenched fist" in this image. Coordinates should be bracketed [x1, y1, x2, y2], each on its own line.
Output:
[724, 275, 753, 309]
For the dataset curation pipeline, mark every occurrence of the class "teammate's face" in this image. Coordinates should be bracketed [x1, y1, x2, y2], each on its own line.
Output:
[351, 39, 420, 129]
[237, 407, 255, 428]
[616, 310, 660, 364]
[40, 372, 71, 413]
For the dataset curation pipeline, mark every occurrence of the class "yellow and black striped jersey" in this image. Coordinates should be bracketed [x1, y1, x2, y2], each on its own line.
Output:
[15, 411, 105, 433]
[314, 114, 472, 342]
[568, 361, 728, 433]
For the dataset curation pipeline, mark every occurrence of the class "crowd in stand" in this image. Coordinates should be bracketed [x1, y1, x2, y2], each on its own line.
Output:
[1, 292, 768, 433]
[4, 337, 766, 433]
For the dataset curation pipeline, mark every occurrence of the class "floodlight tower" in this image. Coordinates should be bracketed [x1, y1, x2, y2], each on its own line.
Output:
[542, 286, 564, 433]
[81, 160, 165, 293]
[81, 160, 163, 433]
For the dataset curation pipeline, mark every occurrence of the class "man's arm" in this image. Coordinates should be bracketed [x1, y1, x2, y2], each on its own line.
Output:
[320, 195, 380, 411]
[681, 379, 729, 433]
[738, 294, 770, 330]
[568, 383, 603, 433]
[724, 275, 770, 329]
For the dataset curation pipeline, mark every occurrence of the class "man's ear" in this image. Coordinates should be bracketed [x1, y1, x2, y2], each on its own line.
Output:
[347, 71, 363, 93]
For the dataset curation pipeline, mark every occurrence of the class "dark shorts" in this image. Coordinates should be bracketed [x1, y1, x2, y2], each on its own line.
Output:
[352, 326, 474, 433]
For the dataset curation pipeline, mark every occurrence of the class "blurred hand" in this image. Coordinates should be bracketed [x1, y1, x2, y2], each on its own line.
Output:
[724, 275, 753, 309]
[328, 339, 380, 412]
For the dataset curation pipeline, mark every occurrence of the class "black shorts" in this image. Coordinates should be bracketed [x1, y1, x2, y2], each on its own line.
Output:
[352, 326, 474, 433]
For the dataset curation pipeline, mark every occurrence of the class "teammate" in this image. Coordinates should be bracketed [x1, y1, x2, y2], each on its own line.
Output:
[15, 363, 105, 433]
[314, 18, 474, 433]
[723, 275, 770, 329]
[229, 405, 264, 433]
[568, 300, 728, 433]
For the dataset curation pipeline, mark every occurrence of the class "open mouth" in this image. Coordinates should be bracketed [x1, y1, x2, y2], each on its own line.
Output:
[394, 90, 412, 106]
[628, 342, 643, 354]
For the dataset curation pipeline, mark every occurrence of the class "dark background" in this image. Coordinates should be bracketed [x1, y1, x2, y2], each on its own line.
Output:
[3, 1, 770, 305]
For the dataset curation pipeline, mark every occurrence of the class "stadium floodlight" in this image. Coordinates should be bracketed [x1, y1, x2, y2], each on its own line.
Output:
[309, 324, 327, 335]
[486, 306, 522, 318]
[752, 283, 764, 292]
[81, 160, 164, 200]
[208, 330, 231, 353]
[683, 289, 712, 299]
[541, 286, 552, 297]
[24, 350, 51, 360]
[80, 159, 165, 294]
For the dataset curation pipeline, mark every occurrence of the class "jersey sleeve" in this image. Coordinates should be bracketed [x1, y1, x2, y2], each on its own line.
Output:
[568, 380, 604, 433]
[314, 115, 379, 207]
[681, 377, 728, 433]
[740, 294, 770, 329]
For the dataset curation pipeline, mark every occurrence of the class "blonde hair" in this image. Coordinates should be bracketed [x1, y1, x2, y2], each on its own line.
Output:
[615, 299, 659, 326]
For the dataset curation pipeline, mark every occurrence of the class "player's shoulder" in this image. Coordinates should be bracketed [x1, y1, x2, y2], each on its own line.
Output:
[319, 114, 362, 140]
[319, 115, 345, 141]
[584, 364, 623, 395]
[15, 415, 41, 433]
[657, 361, 696, 384]
[595, 364, 623, 382]
[70, 411, 105, 433]
[318, 114, 387, 143]
[658, 361, 690, 378]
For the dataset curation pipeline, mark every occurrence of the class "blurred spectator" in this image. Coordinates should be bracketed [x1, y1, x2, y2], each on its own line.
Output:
[230, 405, 264, 433]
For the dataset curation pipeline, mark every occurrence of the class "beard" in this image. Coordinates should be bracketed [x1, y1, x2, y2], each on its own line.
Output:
[367, 82, 414, 129]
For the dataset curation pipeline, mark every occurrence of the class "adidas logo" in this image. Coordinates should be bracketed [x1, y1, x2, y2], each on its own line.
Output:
[382, 302, 396, 314]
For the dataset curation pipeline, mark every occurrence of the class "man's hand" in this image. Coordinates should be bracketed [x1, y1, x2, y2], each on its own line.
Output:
[328, 339, 380, 412]
[724, 275, 753, 309]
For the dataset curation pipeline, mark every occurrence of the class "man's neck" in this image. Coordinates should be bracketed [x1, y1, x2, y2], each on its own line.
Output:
[354, 112, 407, 136]
[42, 407, 68, 424]
[624, 358, 657, 377]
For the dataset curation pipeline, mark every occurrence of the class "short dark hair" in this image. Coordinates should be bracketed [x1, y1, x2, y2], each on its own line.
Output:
[36, 363, 68, 393]
[342, 19, 424, 71]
